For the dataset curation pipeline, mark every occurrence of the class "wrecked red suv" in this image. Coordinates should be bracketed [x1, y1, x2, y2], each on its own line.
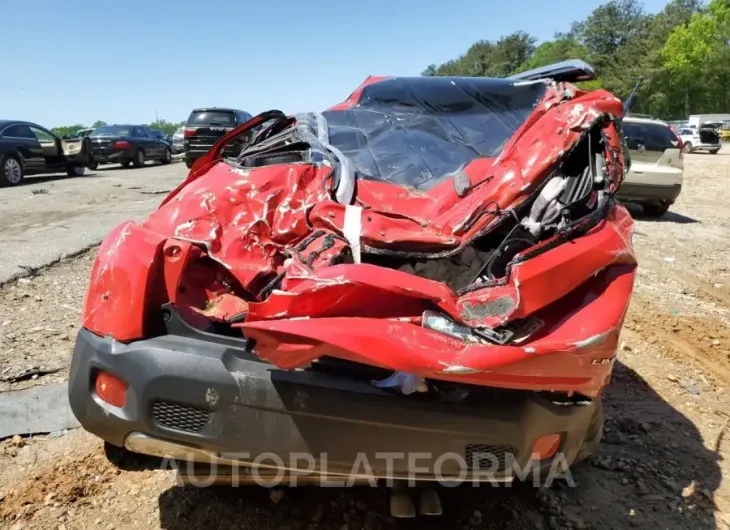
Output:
[69, 60, 636, 485]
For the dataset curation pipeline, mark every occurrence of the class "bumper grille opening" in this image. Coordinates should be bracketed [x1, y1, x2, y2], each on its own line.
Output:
[152, 401, 209, 433]
[465, 443, 517, 471]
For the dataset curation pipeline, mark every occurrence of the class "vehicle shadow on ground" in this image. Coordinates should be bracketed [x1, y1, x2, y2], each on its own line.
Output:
[623, 203, 700, 224]
[18, 173, 104, 187]
[150, 361, 721, 530]
[93, 161, 182, 172]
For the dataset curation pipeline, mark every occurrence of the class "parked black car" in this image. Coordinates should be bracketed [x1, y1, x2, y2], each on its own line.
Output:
[149, 129, 173, 145]
[88, 125, 172, 170]
[183, 108, 253, 168]
[0, 120, 90, 187]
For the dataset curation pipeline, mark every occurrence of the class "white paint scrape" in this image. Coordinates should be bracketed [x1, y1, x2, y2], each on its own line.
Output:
[343, 204, 363, 263]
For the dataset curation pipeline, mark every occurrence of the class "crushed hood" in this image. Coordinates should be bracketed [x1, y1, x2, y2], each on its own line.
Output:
[83, 75, 636, 398]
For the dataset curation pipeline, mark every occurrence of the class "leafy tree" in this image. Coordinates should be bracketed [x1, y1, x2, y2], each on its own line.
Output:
[421, 31, 535, 77]
[570, 0, 650, 68]
[517, 37, 592, 72]
[92, 120, 107, 128]
[145, 119, 186, 135]
[51, 124, 85, 138]
[662, 0, 730, 115]
[421, 0, 730, 121]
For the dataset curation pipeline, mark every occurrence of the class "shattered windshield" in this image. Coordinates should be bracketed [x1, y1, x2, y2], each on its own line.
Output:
[322, 77, 547, 190]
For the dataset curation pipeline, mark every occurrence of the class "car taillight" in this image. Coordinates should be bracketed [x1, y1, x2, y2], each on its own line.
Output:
[668, 126, 683, 157]
[114, 140, 131, 149]
[184, 128, 197, 137]
[95, 370, 127, 408]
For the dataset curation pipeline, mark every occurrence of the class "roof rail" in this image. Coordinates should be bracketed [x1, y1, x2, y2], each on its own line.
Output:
[508, 59, 596, 83]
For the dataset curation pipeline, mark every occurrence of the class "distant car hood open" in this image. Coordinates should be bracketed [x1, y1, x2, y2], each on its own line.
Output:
[82, 75, 636, 398]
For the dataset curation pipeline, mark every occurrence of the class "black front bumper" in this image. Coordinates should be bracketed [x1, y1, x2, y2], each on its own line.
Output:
[184, 142, 246, 163]
[617, 182, 682, 204]
[92, 149, 132, 164]
[69, 318, 597, 481]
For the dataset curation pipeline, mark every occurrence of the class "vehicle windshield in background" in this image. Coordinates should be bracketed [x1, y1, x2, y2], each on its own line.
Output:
[90, 126, 132, 137]
[187, 111, 236, 126]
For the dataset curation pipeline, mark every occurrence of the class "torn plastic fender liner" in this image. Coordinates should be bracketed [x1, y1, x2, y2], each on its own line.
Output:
[240, 263, 635, 397]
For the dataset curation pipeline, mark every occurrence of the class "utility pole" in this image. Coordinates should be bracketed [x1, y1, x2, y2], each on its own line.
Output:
[155, 109, 159, 123]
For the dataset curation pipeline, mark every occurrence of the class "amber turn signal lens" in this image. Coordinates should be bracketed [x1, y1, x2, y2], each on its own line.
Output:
[531, 433, 561, 460]
[95, 371, 127, 408]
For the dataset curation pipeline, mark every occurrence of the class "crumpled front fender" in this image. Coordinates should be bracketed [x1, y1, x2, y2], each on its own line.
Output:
[241, 260, 635, 397]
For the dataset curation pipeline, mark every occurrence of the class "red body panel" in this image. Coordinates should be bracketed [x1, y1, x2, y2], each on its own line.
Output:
[82, 78, 636, 398]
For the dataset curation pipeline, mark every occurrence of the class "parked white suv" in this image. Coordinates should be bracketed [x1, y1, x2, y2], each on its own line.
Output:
[171, 126, 184, 154]
[677, 124, 721, 154]
[618, 116, 684, 217]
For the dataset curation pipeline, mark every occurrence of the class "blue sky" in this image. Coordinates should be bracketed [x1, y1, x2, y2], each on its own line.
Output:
[2, 0, 670, 128]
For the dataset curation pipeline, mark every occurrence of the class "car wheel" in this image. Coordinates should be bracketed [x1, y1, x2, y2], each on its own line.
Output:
[66, 165, 85, 177]
[121, 161, 131, 168]
[88, 162, 99, 170]
[710, 149, 719, 154]
[161, 148, 172, 165]
[133, 149, 145, 168]
[1, 155, 24, 187]
[185, 158, 195, 169]
[683, 142, 693, 154]
[642, 203, 670, 217]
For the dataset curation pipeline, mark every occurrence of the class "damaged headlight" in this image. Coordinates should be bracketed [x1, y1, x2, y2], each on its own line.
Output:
[423, 310, 545, 346]
[422, 311, 484, 344]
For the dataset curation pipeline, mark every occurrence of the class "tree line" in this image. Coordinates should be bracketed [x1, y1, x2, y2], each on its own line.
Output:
[422, 0, 730, 120]
[52, 119, 185, 138]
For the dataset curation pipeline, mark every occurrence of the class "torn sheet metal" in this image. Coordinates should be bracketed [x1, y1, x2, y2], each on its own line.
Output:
[82, 75, 635, 398]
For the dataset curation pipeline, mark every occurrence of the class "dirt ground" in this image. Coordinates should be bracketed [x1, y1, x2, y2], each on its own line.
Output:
[1, 150, 730, 529]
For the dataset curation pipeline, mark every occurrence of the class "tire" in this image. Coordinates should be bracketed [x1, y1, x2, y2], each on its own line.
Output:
[121, 161, 131, 168]
[66, 165, 85, 177]
[132, 149, 145, 168]
[710, 150, 719, 155]
[642, 202, 670, 217]
[1, 155, 24, 187]
[574, 399, 604, 464]
[161, 148, 172, 165]
[683, 142, 693, 154]
[88, 162, 98, 170]
[185, 158, 195, 169]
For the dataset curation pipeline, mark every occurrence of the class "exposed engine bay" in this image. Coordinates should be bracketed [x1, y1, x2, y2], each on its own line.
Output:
[82, 75, 636, 399]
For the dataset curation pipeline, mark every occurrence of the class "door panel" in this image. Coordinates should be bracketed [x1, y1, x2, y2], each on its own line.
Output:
[29, 126, 63, 168]
[133, 127, 158, 157]
[1, 124, 45, 172]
